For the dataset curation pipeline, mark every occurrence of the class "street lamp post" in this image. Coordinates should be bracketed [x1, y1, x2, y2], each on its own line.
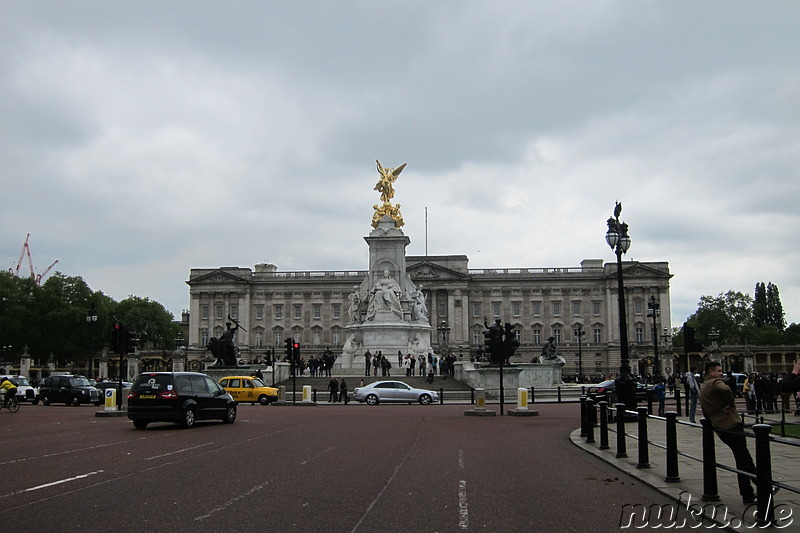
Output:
[575, 324, 585, 382]
[606, 202, 636, 411]
[86, 308, 98, 377]
[437, 321, 450, 351]
[647, 296, 661, 377]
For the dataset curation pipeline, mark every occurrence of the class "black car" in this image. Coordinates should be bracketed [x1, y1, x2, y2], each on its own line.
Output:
[127, 372, 237, 429]
[34, 374, 101, 406]
[587, 379, 652, 404]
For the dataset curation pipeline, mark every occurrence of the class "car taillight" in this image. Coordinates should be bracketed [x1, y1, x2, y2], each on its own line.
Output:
[596, 387, 606, 394]
[159, 390, 178, 400]
[127, 392, 138, 399]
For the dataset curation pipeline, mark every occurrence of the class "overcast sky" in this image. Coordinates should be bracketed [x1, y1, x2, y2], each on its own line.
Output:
[2, 1, 799, 330]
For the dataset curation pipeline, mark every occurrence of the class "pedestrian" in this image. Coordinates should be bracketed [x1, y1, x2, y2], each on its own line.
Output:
[328, 377, 339, 403]
[654, 379, 666, 416]
[340, 378, 349, 405]
[418, 354, 426, 376]
[373, 352, 381, 377]
[684, 367, 700, 423]
[426, 368, 434, 384]
[403, 354, 412, 377]
[364, 349, 372, 377]
[699, 361, 757, 505]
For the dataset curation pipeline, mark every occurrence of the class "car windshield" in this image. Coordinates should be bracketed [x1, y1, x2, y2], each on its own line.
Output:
[251, 378, 266, 387]
[16, 377, 30, 386]
[69, 377, 93, 387]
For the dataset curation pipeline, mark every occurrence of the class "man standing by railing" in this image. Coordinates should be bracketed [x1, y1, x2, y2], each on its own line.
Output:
[684, 367, 700, 423]
[699, 361, 757, 505]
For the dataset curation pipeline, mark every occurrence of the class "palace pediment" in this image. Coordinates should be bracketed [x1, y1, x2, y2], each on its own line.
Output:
[407, 261, 470, 282]
[187, 268, 252, 286]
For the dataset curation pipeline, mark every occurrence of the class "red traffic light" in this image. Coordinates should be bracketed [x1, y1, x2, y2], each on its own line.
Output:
[293, 342, 299, 349]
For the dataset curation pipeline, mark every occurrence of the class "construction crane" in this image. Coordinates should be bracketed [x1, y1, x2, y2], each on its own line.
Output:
[8, 233, 59, 285]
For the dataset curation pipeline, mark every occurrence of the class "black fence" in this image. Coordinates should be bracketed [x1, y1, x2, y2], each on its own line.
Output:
[579, 397, 800, 527]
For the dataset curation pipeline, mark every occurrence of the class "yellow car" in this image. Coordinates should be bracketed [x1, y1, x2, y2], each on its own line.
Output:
[219, 376, 279, 405]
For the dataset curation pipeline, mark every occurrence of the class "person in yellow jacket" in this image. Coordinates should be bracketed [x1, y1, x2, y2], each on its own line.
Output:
[0, 378, 18, 408]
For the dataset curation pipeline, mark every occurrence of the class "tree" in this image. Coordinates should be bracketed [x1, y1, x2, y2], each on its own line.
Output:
[753, 282, 767, 328]
[682, 290, 755, 346]
[115, 296, 179, 350]
[765, 282, 786, 331]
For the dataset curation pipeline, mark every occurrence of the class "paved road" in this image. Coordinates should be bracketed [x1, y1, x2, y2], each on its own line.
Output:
[2, 402, 680, 532]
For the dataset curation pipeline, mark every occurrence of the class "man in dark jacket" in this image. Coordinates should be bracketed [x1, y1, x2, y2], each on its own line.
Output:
[700, 361, 757, 504]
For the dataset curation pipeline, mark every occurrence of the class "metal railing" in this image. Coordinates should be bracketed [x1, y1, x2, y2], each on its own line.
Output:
[579, 397, 800, 527]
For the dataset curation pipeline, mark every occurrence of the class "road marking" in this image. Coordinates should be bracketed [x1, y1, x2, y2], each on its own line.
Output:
[195, 477, 277, 521]
[145, 442, 214, 461]
[21, 471, 104, 493]
[458, 480, 469, 530]
[458, 449, 465, 470]
[299, 446, 335, 465]
[0, 441, 128, 466]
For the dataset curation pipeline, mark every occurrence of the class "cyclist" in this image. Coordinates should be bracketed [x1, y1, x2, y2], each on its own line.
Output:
[1, 377, 18, 408]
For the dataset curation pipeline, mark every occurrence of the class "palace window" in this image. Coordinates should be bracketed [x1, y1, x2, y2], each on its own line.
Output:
[201, 305, 209, 320]
[332, 304, 341, 319]
[552, 302, 561, 317]
[255, 305, 264, 320]
[572, 302, 581, 316]
[274, 304, 283, 320]
[532, 302, 541, 317]
[512, 301, 521, 317]
[594, 328, 602, 344]
[313, 304, 321, 319]
[294, 304, 302, 320]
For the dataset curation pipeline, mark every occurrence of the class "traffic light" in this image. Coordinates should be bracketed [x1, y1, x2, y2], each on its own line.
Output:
[483, 329, 494, 357]
[125, 330, 139, 354]
[683, 323, 704, 354]
[283, 339, 294, 361]
[503, 323, 520, 359]
[111, 321, 123, 352]
[292, 341, 300, 359]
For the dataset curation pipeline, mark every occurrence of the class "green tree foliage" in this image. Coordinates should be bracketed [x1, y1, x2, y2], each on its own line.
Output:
[765, 282, 786, 331]
[115, 296, 181, 350]
[680, 281, 792, 347]
[0, 271, 178, 366]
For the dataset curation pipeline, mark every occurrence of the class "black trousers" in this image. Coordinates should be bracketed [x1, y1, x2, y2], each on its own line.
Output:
[716, 423, 756, 497]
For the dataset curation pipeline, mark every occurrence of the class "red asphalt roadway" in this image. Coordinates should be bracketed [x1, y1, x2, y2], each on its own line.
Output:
[1, 402, 676, 533]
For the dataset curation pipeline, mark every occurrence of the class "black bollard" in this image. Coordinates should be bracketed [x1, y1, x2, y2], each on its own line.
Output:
[599, 401, 609, 450]
[586, 399, 596, 444]
[752, 424, 775, 527]
[471, 387, 475, 405]
[636, 406, 651, 468]
[580, 396, 588, 438]
[615, 403, 628, 458]
[530, 386, 536, 404]
[312, 388, 317, 403]
[557, 386, 562, 403]
[700, 418, 720, 502]
[439, 388, 444, 405]
[664, 412, 680, 482]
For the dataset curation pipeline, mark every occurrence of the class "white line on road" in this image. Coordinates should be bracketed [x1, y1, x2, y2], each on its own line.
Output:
[195, 477, 277, 521]
[458, 480, 469, 530]
[0, 441, 128, 466]
[145, 442, 214, 460]
[21, 471, 105, 493]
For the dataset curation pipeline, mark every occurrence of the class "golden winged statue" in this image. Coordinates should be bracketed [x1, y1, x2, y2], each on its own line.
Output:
[372, 160, 407, 228]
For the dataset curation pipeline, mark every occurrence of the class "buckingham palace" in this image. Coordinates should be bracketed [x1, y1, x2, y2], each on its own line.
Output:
[185, 255, 673, 378]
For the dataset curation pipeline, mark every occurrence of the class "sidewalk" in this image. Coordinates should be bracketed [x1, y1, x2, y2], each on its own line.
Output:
[571, 414, 800, 529]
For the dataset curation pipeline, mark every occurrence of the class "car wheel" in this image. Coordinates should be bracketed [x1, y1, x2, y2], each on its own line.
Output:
[419, 394, 432, 405]
[133, 420, 149, 429]
[181, 407, 196, 428]
[42, 396, 51, 406]
[72, 397, 81, 407]
[366, 394, 379, 406]
[93, 401, 101, 407]
[31, 398, 39, 405]
[223, 404, 237, 424]
[258, 395, 269, 406]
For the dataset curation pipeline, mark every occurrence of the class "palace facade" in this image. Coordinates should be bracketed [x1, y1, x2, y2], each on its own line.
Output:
[186, 256, 674, 378]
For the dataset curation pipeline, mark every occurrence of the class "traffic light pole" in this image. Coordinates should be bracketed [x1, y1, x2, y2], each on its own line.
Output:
[117, 324, 125, 410]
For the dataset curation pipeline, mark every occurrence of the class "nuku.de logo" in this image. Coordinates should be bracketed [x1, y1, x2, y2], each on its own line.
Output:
[619, 491, 794, 529]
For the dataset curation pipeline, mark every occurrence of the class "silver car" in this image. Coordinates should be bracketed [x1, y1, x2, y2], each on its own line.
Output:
[352, 380, 439, 405]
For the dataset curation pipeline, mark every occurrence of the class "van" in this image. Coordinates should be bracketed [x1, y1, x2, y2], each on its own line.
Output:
[0, 375, 36, 402]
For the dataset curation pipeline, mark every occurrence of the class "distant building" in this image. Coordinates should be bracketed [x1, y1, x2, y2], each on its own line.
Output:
[186, 256, 674, 378]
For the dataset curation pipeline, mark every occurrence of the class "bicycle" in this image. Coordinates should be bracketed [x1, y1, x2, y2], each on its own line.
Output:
[1, 394, 20, 413]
